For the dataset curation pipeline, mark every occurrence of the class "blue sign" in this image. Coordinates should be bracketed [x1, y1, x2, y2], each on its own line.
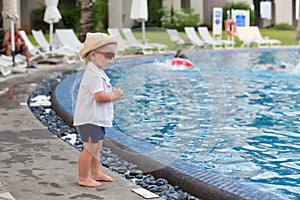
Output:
[236, 15, 246, 27]
[215, 11, 221, 18]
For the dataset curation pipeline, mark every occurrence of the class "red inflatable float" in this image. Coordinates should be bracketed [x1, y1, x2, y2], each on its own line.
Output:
[171, 58, 194, 68]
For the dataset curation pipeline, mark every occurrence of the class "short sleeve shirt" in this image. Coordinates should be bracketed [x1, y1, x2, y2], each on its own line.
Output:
[73, 62, 114, 127]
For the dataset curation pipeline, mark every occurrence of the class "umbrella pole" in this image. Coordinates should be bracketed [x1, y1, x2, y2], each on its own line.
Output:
[49, 23, 53, 52]
[142, 21, 146, 44]
[11, 21, 15, 67]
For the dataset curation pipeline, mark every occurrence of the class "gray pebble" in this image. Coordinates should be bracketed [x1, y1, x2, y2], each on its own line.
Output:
[28, 74, 203, 200]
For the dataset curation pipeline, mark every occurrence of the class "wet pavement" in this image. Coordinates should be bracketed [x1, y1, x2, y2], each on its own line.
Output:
[0, 62, 163, 200]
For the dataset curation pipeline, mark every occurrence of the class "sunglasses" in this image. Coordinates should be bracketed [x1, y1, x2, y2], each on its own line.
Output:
[94, 51, 116, 59]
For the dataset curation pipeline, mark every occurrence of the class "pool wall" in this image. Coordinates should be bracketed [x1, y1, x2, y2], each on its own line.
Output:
[52, 55, 286, 200]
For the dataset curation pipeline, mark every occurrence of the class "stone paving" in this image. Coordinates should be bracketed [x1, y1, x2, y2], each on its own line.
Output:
[0, 61, 163, 200]
[0, 49, 290, 200]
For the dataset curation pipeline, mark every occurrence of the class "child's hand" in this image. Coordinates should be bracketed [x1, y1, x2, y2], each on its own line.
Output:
[114, 88, 124, 99]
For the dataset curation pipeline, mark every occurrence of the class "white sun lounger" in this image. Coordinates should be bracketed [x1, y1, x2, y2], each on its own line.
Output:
[32, 29, 55, 52]
[166, 29, 193, 49]
[198, 27, 235, 49]
[184, 27, 205, 49]
[0, 54, 27, 76]
[55, 29, 83, 51]
[107, 28, 129, 52]
[122, 28, 168, 54]
[236, 26, 281, 48]
[0, 58, 12, 76]
[108, 27, 154, 55]
[19, 30, 44, 61]
[197, 27, 223, 49]
[31, 29, 79, 63]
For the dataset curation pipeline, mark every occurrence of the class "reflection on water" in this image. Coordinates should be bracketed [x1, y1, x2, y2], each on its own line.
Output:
[103, 49, 300, 200]
[0, 84, 36, 107]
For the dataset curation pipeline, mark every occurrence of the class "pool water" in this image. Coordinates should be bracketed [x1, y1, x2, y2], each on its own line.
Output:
[73, 49, 300, 199]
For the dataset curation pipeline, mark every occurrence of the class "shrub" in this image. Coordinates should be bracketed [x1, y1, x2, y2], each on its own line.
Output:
[31, 0, 107, 33]
[31, 4, 48, 33]
[161, 8, 200, 31]
[31, 2, 80, 32]
[273, 23, 295, 30]
[132, 0, 163, 29]
[223, 1, 254, 26]
[92, 0, 108, 32]
[59, 3, 80, 32]
[147, 0, 163, 27]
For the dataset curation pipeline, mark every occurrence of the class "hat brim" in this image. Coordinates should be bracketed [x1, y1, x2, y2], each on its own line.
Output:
[79, 37, 117, 60]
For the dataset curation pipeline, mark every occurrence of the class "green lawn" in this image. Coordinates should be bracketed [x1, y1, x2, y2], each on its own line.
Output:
[259, 29, 298, 46]
[27, 28, 299, 49]
[122, 28, 299, 49]
[27, 34, 42, 46]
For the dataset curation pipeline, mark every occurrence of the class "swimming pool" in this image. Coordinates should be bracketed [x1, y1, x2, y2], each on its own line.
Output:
[67, 48, 300, 200]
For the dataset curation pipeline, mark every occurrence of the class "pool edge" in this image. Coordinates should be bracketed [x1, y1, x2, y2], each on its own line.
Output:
[51, 56, 286, 200]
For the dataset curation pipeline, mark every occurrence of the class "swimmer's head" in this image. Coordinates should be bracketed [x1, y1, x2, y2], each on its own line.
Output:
[175, 50, 187, 59]
[279, 65, 286, 69]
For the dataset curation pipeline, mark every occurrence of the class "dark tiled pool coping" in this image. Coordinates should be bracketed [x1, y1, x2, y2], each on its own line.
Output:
[52, 52, 287, 200]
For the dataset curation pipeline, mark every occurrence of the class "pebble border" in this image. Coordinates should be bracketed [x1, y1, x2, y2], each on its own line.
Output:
[28, 74, 201, 200]
[53, 59, 285, 200]
[29, 55, 286, 200]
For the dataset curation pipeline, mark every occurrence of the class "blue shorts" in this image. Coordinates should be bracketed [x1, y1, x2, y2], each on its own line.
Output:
[76, 124, 105, 143]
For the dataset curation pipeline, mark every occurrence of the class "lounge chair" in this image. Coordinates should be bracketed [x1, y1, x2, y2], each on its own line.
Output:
[107, 28, 129, 52]
[0, 31, 31, 75]
[107, 27, 154, 55]
[122, 28, 168, 54]
[0, 55, 27, 76]
[184, 27, 205, 49]
[166, 29, 193, 49]
[19, 30, 44, 61]
[197, 27, 235, 49]
[55, 29, 83, 50]
[0, 58, 12, 76]
[31, 29, 79, 63]
[0, 66, 11, 76]
[32, 29, 55, 52]
[235, 26, 281, 48]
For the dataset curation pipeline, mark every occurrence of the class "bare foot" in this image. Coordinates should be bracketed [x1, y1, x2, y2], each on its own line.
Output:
[92, 173, 114, 182]
[78, 177, 102, 187]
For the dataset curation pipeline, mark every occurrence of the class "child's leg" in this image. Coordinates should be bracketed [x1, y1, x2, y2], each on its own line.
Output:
[78, 138, 101, 187]
[91, 140, 113, 182]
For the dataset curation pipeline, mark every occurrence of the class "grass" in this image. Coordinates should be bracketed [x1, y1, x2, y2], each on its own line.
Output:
[129, 28, 299, 49]
[27, 28, 299, 49]
[27, 34, 49, 46]
[260, 29, 298, 46]
[27, 34, 39, 46]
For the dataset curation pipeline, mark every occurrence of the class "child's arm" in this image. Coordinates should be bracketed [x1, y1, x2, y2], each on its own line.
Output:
[94, 88, 123, 102]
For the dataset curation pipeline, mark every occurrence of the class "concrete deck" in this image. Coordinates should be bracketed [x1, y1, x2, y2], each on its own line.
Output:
[0, 62, 163, 200]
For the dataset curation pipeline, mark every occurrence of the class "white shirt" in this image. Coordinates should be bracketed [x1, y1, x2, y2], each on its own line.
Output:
[73, 62, 114, 127]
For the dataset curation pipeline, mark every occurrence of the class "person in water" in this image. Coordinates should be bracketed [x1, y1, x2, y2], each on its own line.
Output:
[261, 64, 286, 70]
[171, 50, 194, 67]
[174, 50, 188, 59]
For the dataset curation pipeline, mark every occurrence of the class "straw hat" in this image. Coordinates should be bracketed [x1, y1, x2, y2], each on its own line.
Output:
[79, 32, 117, 61]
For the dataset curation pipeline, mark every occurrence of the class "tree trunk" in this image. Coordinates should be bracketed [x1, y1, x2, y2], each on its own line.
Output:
[79, 0, 93, 42]
[296, 0, 300, 41]
[253, 0, 261, 27]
